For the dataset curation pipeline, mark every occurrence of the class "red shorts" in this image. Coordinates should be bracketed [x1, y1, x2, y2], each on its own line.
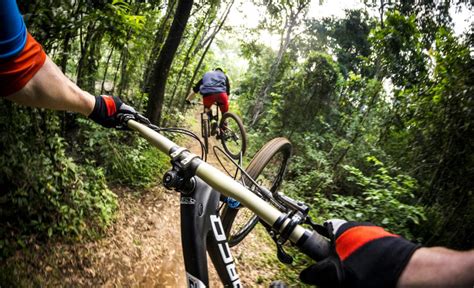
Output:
[0, 33, 47, 97]
[202, 92, 229, 114]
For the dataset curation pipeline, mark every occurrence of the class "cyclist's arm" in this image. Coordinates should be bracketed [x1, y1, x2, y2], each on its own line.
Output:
[186, 91, 196, 102]
[397, 247, 474, 287]
[6, 56, 95, 116]
[193, 79, 202, 94]
[300, 220, 474, 288]
[1, 0, 94, 116]
[186, 79, 202, 101]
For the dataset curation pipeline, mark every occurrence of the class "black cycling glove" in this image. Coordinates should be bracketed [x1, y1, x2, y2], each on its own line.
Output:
[88, 95, 137, 129]
[300, 220, 420, 288]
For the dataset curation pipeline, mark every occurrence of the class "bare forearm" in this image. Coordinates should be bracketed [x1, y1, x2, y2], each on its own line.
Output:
[398, 247, 474, 287]
[186, 91, 196, 101]
[6, 56, 95, 116]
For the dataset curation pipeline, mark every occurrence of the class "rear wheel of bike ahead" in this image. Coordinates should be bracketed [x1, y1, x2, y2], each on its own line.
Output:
[221, 137, 292, 247]
[219, 112, 247, 159]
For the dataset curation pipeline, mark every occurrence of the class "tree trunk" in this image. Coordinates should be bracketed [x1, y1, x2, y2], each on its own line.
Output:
[101, 47, 115, 94]
[249, 1, 309, 127]
[141, 0, 177, 94]
[76, 20, 102, 94]
[146, 0, 194, 125]
[59, 31, 72, 72]
[167, 8, 211, 110]
[112, 51, 124, 93]
[117, 46, 130, 97]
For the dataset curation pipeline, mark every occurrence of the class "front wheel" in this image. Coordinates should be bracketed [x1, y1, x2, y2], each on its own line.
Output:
[221, 137, 292, 247]
[219, 112, 247, 159]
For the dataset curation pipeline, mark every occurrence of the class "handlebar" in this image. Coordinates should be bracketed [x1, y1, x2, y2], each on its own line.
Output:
[127, 119, 330, 261]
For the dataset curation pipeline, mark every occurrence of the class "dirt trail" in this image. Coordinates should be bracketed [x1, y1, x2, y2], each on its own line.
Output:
[2, 110, 281, 287]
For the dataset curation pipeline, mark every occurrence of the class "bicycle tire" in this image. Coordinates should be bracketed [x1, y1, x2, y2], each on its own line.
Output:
[221, 137, 292, 247]
[219, 112, 247, 159]
[201, 115, 210, 155]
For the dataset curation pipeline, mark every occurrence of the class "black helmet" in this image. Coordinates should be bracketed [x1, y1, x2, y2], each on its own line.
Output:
[214, 67, 223, 72]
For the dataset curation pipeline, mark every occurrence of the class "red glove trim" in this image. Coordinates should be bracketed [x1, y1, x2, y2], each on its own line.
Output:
[336, 226, 398, 261]
[0, 33, 46, 97]
[102, 95, 117, 116]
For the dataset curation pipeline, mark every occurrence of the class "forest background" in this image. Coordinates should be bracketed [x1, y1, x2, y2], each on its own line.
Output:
[0, 0, 472, 279]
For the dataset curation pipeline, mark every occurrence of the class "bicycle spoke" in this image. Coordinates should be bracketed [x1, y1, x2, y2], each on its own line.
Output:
[220, 112, 247, 159]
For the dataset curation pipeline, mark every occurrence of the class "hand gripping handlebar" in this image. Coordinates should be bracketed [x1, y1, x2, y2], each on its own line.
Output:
[126, 119, 330, 261]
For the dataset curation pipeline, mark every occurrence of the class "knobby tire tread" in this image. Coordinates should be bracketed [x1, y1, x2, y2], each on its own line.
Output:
[220, 112, 247, 159]
[222, 137, 292, 247]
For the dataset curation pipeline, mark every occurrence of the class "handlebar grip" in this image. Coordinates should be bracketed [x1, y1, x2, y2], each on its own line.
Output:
[297, 231, 330, 261]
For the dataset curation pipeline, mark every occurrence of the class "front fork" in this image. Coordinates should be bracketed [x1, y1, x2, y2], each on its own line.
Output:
[180, 177, 242, 287]
[162, 147, 241, 287]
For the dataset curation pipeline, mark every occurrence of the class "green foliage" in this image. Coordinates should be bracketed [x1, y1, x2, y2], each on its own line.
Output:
[279, 52, 342, 133]
[372, 13, 474, 248]
[109, 0, 145, 35]
[0, 104, 117, 258]
[232, 4, 473, 251]
[237, 45, 279, 117]
[303, 10, 375, 77]
[370, 11, 427, 87]
[342, 157, 426, 238]
[285, 132, 336, 195]
[303, 156, 425, 241]
[0, 103, 169, 258]
[75, 119, 169, 188]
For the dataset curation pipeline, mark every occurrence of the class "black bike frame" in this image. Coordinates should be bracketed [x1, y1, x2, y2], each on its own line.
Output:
[181, 177, 241, 287]
[201, 104, 221, 152]
[127, 119, 330, 287]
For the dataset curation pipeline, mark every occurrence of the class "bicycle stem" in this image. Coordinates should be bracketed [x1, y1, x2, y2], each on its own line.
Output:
[127, 119, 330, 261]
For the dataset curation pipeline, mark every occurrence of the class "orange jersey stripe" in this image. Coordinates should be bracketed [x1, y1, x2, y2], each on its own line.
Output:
[336, 226, 398, 261]
[0, 33, 46, 97]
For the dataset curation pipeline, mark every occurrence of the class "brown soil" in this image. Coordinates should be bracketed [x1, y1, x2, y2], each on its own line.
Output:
[1, 111, 284, 287]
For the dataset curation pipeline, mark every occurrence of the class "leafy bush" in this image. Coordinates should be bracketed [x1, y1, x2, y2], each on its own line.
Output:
[311, 156, 426, 240]
[75, 119, 169, 188]
[0, 104, 117, 258]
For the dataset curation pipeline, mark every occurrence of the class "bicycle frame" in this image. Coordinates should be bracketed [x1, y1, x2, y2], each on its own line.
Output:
[181, 177, 240, 286]
[200, 104, 220, 153]
[127, 119, 329, 286]
[202, 103, 221, 120]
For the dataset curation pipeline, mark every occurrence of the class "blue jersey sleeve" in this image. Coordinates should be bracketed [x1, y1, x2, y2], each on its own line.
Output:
[0, 0, 27, 59]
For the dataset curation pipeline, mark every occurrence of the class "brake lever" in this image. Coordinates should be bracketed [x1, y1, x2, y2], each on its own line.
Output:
[119, 112, 165, 134]
[274, 192, 309, 215]
[265, 224, 294, 264]
[305, 215, 329, 238]
[135, 113, 151, 125]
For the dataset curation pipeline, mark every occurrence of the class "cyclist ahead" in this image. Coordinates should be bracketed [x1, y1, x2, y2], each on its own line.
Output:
[186, 68, 230, 134]
[0, 0, 137, 128]
[186, 68, 230, 114]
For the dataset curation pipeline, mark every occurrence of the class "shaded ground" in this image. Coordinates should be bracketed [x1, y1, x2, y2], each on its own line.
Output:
[1, 188, 281, 287]
[0, 109, 285, 287]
